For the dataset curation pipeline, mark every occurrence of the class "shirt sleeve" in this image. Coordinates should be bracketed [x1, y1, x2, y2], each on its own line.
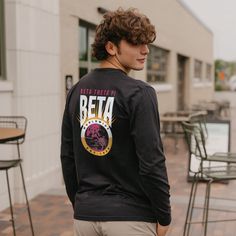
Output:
[130, 86, 171, 226]
[60, 90, 78, 206]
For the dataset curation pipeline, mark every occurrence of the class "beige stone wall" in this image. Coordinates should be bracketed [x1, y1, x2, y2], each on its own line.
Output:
[60, 0, 79, 112]
[1, 0, 61, 210]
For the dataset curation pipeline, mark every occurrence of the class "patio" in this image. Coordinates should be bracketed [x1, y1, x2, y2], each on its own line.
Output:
[1, 136, 236, 236]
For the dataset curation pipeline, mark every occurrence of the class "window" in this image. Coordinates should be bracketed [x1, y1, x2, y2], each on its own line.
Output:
[206, 63, 212, 81]
[79, 20, 99, 79]
[0, 0, 6, 80]
[147, 45, 169, 83]
[194, 60, 202, 80]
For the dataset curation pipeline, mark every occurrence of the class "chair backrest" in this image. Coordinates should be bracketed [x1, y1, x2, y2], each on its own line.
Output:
[189, 112, 208, 140]
[0, 116, 27, 144]
[181, 121, 208, 161]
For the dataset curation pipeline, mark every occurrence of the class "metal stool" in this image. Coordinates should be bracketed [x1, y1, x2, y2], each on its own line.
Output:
[182, 121, 236, 236]
[0, 116, 34, 236]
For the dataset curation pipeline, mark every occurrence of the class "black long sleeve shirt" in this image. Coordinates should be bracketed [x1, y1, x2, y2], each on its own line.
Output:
[60, 68, 171, 226]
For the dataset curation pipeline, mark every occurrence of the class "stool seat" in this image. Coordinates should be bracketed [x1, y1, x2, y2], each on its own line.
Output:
[0, 159, 22, 170]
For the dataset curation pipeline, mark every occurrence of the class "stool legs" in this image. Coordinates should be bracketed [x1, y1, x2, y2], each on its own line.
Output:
[19, 162, 34, 236]
[6, 170, 16, 236]
[202, 179, 209, 225]
[183, 173, 199, 236]
[17, 143, 34, 236]
[203, 179, 213, 236]
[183, 176, 214, 236]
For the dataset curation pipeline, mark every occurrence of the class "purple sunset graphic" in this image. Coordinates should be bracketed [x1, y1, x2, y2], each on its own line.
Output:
[85, 124, 109, 151]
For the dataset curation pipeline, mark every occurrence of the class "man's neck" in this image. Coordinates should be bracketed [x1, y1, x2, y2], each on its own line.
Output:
[100, 57, 130, 74]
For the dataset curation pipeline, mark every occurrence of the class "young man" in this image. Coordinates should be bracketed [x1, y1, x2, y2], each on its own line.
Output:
[61, 8, 171, 236]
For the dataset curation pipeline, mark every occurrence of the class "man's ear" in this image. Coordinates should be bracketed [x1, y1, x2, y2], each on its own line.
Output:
[105, 41, 117, 56]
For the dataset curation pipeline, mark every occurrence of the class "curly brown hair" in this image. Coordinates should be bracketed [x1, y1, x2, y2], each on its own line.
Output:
[92, 8, 156, 60]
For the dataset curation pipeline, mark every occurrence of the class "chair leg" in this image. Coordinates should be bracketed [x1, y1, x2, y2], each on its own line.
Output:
[203, 179, 213, 236]
[17, 143, 34, 236]
[6, 170, 16, 236]
[183, 175, 196, 236]
[19, 163, 35, 236]
[183, 173, 199, 236]
[173, 124, 178, 154]
[202, 180, 209, 225]
[174, 136, 178, 154]
[187, 175, 199, 236]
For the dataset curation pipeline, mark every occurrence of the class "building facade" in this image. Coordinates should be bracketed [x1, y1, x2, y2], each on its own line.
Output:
[0, 0, 61, 210]
[0, 0, 214, 210]
[61, 0, 214, 113]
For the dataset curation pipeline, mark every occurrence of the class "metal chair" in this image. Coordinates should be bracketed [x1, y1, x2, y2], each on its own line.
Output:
[182, 121, 236, 236]
[0, 116, 34, 236]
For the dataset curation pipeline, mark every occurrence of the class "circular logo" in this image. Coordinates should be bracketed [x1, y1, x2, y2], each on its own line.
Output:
[81, 118, 112, 156]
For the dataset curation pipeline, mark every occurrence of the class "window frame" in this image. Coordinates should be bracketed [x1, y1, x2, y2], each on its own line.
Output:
[194, 59, 202, 81]
[146, 45, 169, 84]
[79, 20, 98, 79]
[206, 63, 212, 81]
[0, 0, 6, 80]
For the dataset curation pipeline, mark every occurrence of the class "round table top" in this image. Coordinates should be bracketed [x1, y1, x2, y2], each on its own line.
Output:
[0, 127, 25, 143]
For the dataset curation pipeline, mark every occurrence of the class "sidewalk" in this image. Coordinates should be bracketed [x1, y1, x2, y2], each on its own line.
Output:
[1, 137, 236, 236]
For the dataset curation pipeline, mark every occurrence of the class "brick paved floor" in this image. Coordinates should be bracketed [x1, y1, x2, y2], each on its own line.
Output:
[0, 193, 73, 236]
[1, 138, 236, 236]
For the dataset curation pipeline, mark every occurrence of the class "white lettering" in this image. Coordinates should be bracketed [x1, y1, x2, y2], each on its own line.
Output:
[88, 96, 96, 119]
[97, 96, 106, 118]
[80, 95, 87, 126]
[103, 97, 114, 127]
[80, 95, 114, 127]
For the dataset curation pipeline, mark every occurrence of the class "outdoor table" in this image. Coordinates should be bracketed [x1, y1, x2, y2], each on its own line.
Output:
[160, 110, 207, 122]
[0, 127, 25, 143]
[192, 101, 222, 119]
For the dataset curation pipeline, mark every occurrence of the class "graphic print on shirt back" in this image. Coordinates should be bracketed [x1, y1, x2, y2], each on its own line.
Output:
[78, 89, 116, 156]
